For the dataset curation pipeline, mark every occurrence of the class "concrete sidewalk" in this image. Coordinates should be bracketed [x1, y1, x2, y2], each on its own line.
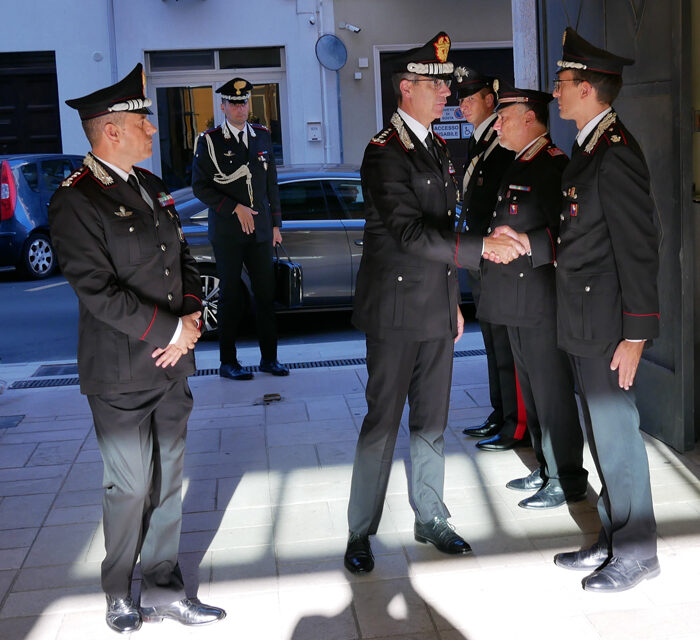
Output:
[1, 334, 700, 640]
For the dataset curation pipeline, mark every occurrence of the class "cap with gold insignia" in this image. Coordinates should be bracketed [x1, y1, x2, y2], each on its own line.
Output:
[453, 66, 495, 99]
[216, 77, 253, 103]
[493, 79, 553, 111]
[557, 27, 634, 75]
[65, 63, 152, 121]
[391, 32, 453, 77]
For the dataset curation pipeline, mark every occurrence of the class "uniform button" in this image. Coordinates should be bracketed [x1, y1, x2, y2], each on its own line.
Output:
[447, 209, 452, 216]
[562, 190, 567, 196]
[498, 195, 503, 201]
[487, 227, 492, 233]
[128, 225, 135, 233]
[445, 181, 449, 187]
[165, 268, 170, 276]
[553, 260, 558, 268]
[427, 179, 431, 184]
[560, 214, 565, 221]
[519, 272, 524, 278]
[492, 212, 497, 218]
[397, 275, 403, 282]
[447, 268, 452, 276]
[167, 293, 173, 301]
[160, 243, 167, 251]
[557, 237, 561, 244]
[584, 285, 591, 292]
[465, 225, 470, 231]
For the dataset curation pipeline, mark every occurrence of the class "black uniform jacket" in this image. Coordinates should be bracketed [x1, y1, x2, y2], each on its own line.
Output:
[556, 112, 660, 358]
[460, 115, 515, 235]
[49, 154, 202, 395]
[351, 112, 483, 341]
[191, 121, 281, 245]
[478, 135, 568, 329]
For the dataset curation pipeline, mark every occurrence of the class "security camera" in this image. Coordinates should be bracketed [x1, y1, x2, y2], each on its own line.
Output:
[340, 22, 361, 33]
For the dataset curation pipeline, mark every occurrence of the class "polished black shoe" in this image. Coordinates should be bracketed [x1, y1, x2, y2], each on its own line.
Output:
[462, 419, 501, 438]
[141, 597, 226, 626]
[259, 359, 290, 376]
[583, 555, 660, 592]
[518, 482, 586, 510]
[220, 362, 253, 380]
[414, 516, 472, 555]
[105, 595, 142, 634]
[506, 467, 543, 492]
[554, 542, 609, 571]
[344, 532, 374, 573]
[475, 434, 525, 451]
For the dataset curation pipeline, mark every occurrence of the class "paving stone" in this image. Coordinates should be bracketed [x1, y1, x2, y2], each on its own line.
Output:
[265, 401, 308, 424]
[0, 614, 64, 640]
[306, 396, 352, 421]
[266, 419, 358, 447]
[45, 504, 102, 526]
[0, 547, 28, 570]
[1, 584, 103, 618]
[14, 562, 101, 591]
[54, 489, 103, 508]
[0, 443, 36, 469]
[0, 569, 15, 602]
[182, 478, 217, 513]
[268, 444, 319, 471]
[0, 528, 38, 550]
[28, 440, 83, 467]
[60, 462, 103, 491]
[0, 494, 55, 530]
[23, 523, 96, 567]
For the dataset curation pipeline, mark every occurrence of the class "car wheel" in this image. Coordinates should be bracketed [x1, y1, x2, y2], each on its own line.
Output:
[198, 264, 220, 339]
[21, 233, 57, 279]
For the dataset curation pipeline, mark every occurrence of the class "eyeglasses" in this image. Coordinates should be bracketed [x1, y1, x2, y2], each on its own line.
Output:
[412, 78, 452, 90]
[552, 78, 580, 91]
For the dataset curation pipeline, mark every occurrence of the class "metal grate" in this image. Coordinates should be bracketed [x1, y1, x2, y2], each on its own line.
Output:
[9, 349, 487, 390]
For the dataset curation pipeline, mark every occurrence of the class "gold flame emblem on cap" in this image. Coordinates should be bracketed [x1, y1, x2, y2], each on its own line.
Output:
[434, 35, 450, 63]
[562, 29, 567, 46]
[492, 78, 500, 92]
[234, 80, 247, 96]
[141, 69, 146, 92]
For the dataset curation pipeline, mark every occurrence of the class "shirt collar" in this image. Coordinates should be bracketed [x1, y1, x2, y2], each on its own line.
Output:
[473, 113, 497, 143]
[92, 154, 133, 183]
[397, 107, 432, 146]
[226, 120, 256, 141]
[577, 107, 612, 146]
[515, 133, 547, 160]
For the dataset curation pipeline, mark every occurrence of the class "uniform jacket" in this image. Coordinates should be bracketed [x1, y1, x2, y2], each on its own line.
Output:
[556, 111, 659, 358]
[478, 135, 568, 329]
[351, 112, 482, 341]
[191, 121, 281, 245]
[49, 154, 203, 395]
[460, 114, 515, 235]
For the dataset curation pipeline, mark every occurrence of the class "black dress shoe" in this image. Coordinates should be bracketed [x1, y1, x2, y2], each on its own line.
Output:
[518, 482, 586, 510]
[344, 532, 374, 573]
[259, 359, 290, 376]
[506, 467, 543, 491]
[220, 362, 253, 380]
[462, 419, 501, 438]
[141, 597, 226, 625]
[414, 516, 472, 555]
[105, 595, 142, 634]
[554, 542, 609, 571]
[583, 555, 660, 592]
[475, 435, 525, 451]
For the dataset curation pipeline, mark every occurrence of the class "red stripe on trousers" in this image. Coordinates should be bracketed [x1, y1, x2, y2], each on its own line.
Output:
[513, 366, 528, 439]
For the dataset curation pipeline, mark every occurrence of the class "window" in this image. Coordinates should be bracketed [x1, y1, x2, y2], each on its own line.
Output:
[20, 163, 39, 191]
[150, 50, 215, 71]
[41, 159, 74, 192]
[279, 181, 329, 221]
[327, 180, 364, 219]
[219, 47, 282, 69]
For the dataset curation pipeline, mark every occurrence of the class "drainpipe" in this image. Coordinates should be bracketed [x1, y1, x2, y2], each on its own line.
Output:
[107, 0, 118, 82]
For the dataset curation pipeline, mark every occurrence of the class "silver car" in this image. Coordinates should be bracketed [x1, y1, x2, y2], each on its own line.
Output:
[174, 165, 471, 336]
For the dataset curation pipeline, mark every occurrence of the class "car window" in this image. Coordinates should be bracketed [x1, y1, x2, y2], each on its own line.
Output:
[41, 159, 75, 193]
[20, 163, 39, 192]
[328, 179, 364, 219]
[279, 180, 330, 221]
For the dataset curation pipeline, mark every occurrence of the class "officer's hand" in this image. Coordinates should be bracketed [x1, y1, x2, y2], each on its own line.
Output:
[179, 311, 202, 349]
[610, 339, 645, 390]
[273, 227, 282, 246]
[454, 305, 464, 344]
[152, 344, 185, 368]
[235, 204, 258, 234]
[482, 235, 527, 264]
[492, 225, 531, 254]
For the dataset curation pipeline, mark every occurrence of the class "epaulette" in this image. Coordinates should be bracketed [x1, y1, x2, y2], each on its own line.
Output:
[370, 125, 395, 146]
[547, 145, 566, 157]
[83, 153, 114, 186]
[134, 165, 154, 176]
[199, 127, 218, 137]
[584, 111, 620, 154]
[61, 166, 88, 188]
[519, 136, 549, 162]
[251, 123, 269, 132]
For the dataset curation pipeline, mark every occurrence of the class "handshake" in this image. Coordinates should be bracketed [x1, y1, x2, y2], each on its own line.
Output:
[481, 225, 531, 265]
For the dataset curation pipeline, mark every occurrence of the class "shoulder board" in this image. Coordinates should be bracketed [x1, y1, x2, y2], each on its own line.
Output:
[61, 166, 88, 188]
[547, 146, 566, 157]
[370, 125, 395, 146]
[584, 111, 619, 154]
[200, 127, 218, 137]
[519, 136, 549, 162]
[250, 123, 269, 132]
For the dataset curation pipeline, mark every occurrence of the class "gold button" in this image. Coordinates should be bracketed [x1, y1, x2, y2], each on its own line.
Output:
[447, 209, 452, 216]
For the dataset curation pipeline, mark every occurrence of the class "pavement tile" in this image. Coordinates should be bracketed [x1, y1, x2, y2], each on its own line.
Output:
[182, 478, 217, 513]
[210, 545, 277, 593]
[184, 428, 220, 454]
[0, 569, 15, 602]
[0, 547, 28, 570]
[0, 428, 89, 445]
[45, 504, 102, 526]
[0, 528, 38, 550]
[0, 443, 36, 469]
[28, 440, 83, 467]
[61, 462, 103, 491]
[316, 441, 358, 467]
[268, 444, 319, 471]
[0, 614, 64, 640]
[23, 523, 96, 567]
[265, 401, 309, 424]
[0, 494, 55, 530]
[53, 489, 103, 508]
[13, 562, 101, 591]
[306, 396, 352, 421]
[1, 584, 103, 618]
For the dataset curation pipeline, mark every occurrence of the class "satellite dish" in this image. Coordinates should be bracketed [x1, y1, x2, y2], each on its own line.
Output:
[315, 34, 348, 71]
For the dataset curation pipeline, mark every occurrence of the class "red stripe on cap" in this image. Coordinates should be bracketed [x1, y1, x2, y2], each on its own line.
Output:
[141, 306, 158, 340]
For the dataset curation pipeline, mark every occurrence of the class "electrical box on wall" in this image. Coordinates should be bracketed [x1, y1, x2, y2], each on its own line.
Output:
[307, 122, 322, 141]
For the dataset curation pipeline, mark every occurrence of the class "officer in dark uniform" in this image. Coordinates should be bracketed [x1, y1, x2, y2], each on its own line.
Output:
[453, 67, 526, 451]
[49, 64, 225, 633]
[480, 82, 587, 509]
[551, 28, 660, 591]
[192, 77, 288, 380]
[343, 33, 528, 574]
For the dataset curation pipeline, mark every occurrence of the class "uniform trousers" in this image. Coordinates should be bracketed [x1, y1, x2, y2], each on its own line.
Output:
[88, 378, 192, 606]
[507, 325, 587, 495]
[569, 354, 657, 559]
[467, 269, 524, 438]
[347, 335, 453, 535]
[213, 237, 277, 364]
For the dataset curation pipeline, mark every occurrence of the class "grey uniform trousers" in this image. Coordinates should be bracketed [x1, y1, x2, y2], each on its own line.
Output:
[88, 378, 192, 606]
[347, 335, 453, 535]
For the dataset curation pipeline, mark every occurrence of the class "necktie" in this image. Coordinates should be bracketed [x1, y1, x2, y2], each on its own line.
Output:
[237, 129, 249, 161]
[466, 134, 477, 160]
[127, 174, 141, 195]
[425, 132, 441, 166]
[238, 130, 245, 147]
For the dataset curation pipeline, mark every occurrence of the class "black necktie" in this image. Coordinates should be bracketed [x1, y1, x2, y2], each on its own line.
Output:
[238, 131, 245, 147]
[237, 130, 249, 161]
[127, 174, 141, 195]
[467, 134, 477, 160]
[425, 132, 441, 165]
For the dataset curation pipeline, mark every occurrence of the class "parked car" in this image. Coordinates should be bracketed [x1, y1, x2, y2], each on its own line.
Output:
[0, 154, 83, 279]
[174, 164, 472, 336]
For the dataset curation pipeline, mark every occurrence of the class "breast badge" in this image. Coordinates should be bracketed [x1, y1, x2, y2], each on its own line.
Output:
[114, 206, 133, 217]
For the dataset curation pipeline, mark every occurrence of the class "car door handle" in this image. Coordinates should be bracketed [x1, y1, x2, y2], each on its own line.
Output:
[354, 240, 363, 246]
